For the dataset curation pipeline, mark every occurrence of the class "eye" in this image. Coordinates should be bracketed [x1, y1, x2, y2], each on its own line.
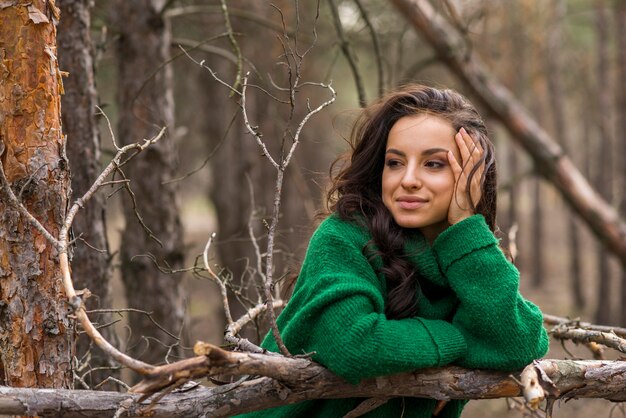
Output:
[425, 160, 446, 169]
[385, 159, 403, 169]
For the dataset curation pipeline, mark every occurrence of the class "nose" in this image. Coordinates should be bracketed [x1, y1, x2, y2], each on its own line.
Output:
[400, 166, 422, 190]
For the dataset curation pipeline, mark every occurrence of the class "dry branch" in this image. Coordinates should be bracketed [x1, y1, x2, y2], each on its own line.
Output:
[2, 357, 626, 417]
[388, 0, 626, 264]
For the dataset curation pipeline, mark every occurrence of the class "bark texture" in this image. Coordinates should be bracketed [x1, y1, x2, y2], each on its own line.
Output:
[0, 0, 72, 387]
[389, 0, 626, 264]
[57, 0, 117, 384]
[0, 358, 625, 417]
[112, 0, 186, 367]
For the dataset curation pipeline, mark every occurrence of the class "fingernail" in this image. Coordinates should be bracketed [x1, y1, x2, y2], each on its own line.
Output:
[460, 127, 467, 135]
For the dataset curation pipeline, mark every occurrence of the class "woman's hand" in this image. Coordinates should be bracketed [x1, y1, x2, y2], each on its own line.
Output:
[446, 127, 484, 225]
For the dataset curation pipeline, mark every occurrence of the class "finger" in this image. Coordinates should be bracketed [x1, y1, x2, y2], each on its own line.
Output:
[454, 130, 471, 170]
[458, 129, 485, 207]
[447, 150, 463, 180]
[460, 127, 482, 165]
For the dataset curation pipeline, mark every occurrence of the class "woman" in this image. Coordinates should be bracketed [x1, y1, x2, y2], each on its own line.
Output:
[239, 85, 548, 417]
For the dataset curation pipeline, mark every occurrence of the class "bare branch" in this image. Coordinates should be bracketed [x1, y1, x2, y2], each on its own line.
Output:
[543, 314, 626, 339]
[283, 81, 336, 167]
[550, 327, 626, 355]
[353, 0, 385, 97]
[328, 0, 367, 107]
[220, 0, 243, 93]
[171, 38, 238, 64]
[203, 233, 234, 325]
[0, 158, 61, 251]
[226, 300, 286, 339]
[164, 6, 315, 43]
[241, 73, 281, 169]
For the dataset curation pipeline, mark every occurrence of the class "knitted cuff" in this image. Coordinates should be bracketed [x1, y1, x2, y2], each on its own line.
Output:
[432, 215, 498, 274]
[416, 318, 467, 366]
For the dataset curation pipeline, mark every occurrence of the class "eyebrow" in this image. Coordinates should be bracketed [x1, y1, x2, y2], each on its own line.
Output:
[385, 147, 449, 157]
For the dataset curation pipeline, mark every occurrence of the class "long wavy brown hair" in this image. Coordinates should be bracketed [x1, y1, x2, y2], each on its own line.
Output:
[326, 85, 497, 320]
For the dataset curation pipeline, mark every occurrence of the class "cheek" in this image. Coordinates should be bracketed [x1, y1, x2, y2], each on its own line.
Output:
[381, 170, 395, 196]
[432, 173, 456, 197]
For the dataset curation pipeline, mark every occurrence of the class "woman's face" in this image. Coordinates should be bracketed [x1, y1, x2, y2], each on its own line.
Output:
[381, 114, 461, 242]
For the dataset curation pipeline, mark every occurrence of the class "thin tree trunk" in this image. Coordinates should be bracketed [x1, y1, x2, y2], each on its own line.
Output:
[0, 1, 72, 388]
[544, 0, 585, 309]
[530, 50, 546, 288]
[594, 0, 614, 325]
[112, 0, 186, 367]
[615, 0, 626, 326]
[503, 1, 527, 267]
[57, 0, 118, 386]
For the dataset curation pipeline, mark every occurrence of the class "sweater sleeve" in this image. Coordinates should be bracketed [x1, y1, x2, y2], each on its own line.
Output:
[432, 215, 549, 370]
[267, 217, 467, 384]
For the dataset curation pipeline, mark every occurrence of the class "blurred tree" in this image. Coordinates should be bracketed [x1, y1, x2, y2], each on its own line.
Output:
[57, 0, 118, 385]
[543, 0, 585, 308]
[0, 1, 72, 388]
[615, 0, 626, 326]
[111, 0, 186, 367]
[593, 0, 614, 325]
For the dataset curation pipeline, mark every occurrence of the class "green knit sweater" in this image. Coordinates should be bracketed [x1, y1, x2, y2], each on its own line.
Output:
[237, 214, 548, 417]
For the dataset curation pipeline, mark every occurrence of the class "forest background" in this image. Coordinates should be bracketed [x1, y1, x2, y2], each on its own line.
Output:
[1, 0, 626, 416]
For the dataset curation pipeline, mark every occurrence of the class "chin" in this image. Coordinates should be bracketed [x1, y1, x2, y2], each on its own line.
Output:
[392, 216, 427, 229]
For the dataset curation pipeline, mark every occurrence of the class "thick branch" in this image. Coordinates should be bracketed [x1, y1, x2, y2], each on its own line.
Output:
[2, 359, 626, 417]
[388, 0, 626, 264]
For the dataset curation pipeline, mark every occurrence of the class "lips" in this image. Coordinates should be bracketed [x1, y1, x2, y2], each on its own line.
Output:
[396, 196, 427, 210]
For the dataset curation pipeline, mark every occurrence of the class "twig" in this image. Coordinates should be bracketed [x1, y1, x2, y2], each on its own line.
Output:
[203, 233, 234, 325]
[328, 0, 367, 107]
[550, 326, 626, 355]
[220, 0, 243, 93]
[241, 73, 280, 169]
[94, 376, 131, 391]
[164, 5, 315, 43]
[283, 81, 336, 167]
[226, 300, 286, 338]
[543, 314, 626, 339]
[353, 0, 384, 97]
[246, 176, 268, 291]
[171, 38, 238, 65]
[0, 159, 61, 251]
[163, 108, 237, 185]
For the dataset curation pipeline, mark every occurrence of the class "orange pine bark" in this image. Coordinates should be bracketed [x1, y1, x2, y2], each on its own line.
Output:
[0, 0, 72, 388]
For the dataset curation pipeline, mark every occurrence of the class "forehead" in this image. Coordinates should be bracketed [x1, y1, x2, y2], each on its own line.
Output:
[387, 114, 456, 150]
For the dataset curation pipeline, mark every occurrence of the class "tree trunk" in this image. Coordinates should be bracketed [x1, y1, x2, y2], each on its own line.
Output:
[57, 0, 118, 386]
[615, 0, 626, 326]
[0, 0, 72, 388]
[112, 0, 186, 367]
[594, 0, 614, 325]
[530, 73, 546, 288]
[544, 0, 585, 309]
[501, 1, 526, 267]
